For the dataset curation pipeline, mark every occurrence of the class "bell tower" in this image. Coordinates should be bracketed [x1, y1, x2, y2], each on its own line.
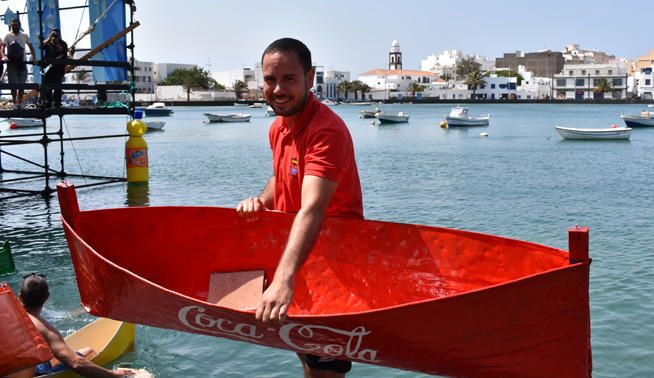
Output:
[389, 40, 402, 70]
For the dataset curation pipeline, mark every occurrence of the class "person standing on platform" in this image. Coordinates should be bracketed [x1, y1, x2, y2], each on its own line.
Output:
[3, 18, 36, 108]
[15, 273, 135, 378]
[41, 28, 68, 108]
[236, 38, 363, 377]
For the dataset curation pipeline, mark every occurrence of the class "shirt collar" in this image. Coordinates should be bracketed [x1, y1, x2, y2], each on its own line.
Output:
[280, 93, 319, 136]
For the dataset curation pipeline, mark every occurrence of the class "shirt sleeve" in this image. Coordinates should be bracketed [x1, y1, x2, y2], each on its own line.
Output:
[304, 125, 350, 183]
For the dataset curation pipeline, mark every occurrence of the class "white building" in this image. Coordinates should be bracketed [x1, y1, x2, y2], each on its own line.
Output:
[322, 70, 350, 100]
[421, 50, 494, 77]
[562, 44, 616, 65]
[634, 66, 654, 99]
[359, 40, 437, 99]
[552, 64, 628, 100]
[515, 67, 552, 100]
[211, 68, 256, 90]
[132, 60, 154, 94]
[154, 85, 236, 101]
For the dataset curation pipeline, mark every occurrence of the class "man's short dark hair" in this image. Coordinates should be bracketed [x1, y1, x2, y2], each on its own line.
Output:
[262, 38, 312, 74]
[20, 274, 49, 309]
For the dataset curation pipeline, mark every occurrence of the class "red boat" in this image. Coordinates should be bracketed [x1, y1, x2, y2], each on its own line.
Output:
[57, 182, 592, 377]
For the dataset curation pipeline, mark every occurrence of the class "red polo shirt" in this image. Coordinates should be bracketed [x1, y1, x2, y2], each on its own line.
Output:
[269, 95, 363, 219]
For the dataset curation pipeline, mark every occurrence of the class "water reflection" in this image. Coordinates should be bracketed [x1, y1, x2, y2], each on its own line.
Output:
[125, 183, 149, 207]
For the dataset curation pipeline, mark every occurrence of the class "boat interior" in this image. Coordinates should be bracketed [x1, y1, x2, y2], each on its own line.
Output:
[72, 207, 570, 316]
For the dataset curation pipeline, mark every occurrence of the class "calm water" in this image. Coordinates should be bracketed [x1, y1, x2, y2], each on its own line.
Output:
[1, 103, 653, 377]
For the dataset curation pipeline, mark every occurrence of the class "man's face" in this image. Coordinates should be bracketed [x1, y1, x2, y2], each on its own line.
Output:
[262, 51, 314, 117]
[11, 21, 19, 33]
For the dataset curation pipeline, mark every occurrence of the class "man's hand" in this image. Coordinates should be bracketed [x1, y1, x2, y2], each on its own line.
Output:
[113, 367, 135, 377]
[236, 196, 267, 221]
[256, 278, 293, 324]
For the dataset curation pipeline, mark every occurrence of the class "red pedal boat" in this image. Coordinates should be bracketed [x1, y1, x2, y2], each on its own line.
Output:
[57, 182, 591, 377]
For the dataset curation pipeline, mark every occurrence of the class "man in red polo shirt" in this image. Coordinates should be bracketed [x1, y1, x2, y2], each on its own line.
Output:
[237, 38, 362, 377]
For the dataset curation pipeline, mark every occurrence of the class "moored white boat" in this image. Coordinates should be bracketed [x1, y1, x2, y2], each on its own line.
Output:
[7, 118, 44, 128]
[554, 126, 632, 140]
[204, 113, 252, 123]
[351, 102, 373, 106]
[143, 102, 174, 117]
[375, 111, 409, 124]
[146, 121, 165, 131]
[249, 103, 264, 108]
[445, 106, 490, 127]
[321, 99, 338, 106]
[620, 111, 654, 127]
[360, 107, 380, 119]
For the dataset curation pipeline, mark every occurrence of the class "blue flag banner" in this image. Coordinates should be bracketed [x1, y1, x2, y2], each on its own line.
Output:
[27, 0, 61, 83]
[89, 0, 127, 82]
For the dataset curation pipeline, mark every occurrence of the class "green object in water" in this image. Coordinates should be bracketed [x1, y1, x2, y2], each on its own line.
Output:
[0, 241, 16, 276]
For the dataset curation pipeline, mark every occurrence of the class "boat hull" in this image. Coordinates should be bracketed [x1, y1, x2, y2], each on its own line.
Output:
[204, 113, 252, 123]
[376, 115, 409, 124]
[555, 126, 631, 140]
[143, 109, 173, 117]
[445, 116, 490, 127]
[57, 183, 591, 377]
[7, 118, 44, 128]
[621, 115, 654, 127]
[146, 121, 165, 131]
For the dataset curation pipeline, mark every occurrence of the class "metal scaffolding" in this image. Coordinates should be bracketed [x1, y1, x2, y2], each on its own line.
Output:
[0, 0, 136, 200]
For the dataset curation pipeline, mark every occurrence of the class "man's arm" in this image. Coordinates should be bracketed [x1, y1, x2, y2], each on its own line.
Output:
[33, 316, 132, 378]
[256, 175, 337, 324]
[237, 175, 274, 220]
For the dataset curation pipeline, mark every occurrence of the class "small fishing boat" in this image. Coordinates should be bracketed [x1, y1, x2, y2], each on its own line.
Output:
[42, 319, 134, 378]
[359, 107, 380, 119]
[620, 111, 654, 127]
[7, 118, 44, 129]
[204, 113, 251, 123]
[375, 111, 409, 124]
[56, 182, 592, 377]
[554, 126, 632, 140]
[233, 102, 249, 107]
[145, 121, 165, 131]
[249, 103, 264, 108]
[143, 103, 173, 117]
[264, 106, 276, 117]
[321, 99, 338, 106]
[351, 102, 373, 106]
[445, 106, 490, 127]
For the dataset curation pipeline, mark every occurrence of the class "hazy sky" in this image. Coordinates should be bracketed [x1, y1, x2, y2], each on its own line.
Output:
[4, 0, 653, 76]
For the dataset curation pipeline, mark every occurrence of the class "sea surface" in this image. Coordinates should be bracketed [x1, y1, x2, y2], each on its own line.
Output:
[1, 103, 652, 377]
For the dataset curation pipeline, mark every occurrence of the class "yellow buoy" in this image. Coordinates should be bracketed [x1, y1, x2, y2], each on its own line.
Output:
[440, 120, 447, 128]
[125, 110, 149, 183]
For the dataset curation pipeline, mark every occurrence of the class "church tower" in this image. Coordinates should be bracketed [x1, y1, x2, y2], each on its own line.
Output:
[389, 40, 402, 70]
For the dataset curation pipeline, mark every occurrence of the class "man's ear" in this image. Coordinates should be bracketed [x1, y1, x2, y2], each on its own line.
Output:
[306, 67, 315, 89]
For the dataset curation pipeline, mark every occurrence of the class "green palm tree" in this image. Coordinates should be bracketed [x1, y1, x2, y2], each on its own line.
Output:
[464, 70, 486, 99]
[337, 80, 353, 101]
[594, 78, 613, 100]
[358, 83, 372, 101]
[455, 57, 481, 81]
[233, 80, 248, 100]
[407, 82, 423, 97]
[350, 80, 362, 101]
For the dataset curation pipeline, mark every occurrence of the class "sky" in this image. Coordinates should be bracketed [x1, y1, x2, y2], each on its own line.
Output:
[2, 0, 654, 76]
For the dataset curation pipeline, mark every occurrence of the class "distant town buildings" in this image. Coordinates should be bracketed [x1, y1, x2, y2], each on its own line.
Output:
[495, 50, 564, 77]
[552, 64, 627, 100]
[562, 44, 616, 65]
[127, 41, 653, 102]
[359, 41, 437, 100]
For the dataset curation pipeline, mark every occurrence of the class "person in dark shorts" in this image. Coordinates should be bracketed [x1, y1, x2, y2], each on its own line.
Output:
[3, 18, 37, 108]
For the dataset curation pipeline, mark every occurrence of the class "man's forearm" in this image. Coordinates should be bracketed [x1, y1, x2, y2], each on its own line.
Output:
[259, 176, 275, 209]
[274, 207, 326, 283]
